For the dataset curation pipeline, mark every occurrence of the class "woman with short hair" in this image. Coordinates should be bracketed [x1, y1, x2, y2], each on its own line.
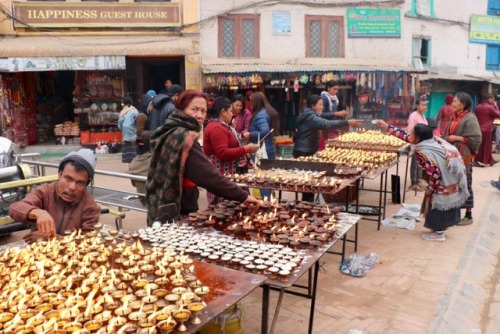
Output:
[146, 90, 259, 223]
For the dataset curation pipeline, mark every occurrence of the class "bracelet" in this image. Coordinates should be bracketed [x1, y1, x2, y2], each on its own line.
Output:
[425, 189, 433, 197]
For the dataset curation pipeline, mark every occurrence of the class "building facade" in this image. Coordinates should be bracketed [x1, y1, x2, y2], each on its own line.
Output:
[0, 0, 202, 146]
[406, 0, 500, 117]
[198, 0, 499, 129]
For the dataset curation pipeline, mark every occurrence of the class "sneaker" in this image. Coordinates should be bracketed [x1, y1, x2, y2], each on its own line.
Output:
[421, 232, 446, 241]
[457, 217, 473, 226]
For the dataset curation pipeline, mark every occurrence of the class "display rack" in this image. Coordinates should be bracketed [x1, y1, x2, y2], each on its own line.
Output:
[74, 71, 124, 144]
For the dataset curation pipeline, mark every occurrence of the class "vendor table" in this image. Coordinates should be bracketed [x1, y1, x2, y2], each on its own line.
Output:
[260, 214, 360, 334]
[250, 158, 396, 230]
[0, 237, 265, 334]
[349, 160, 398, 230]
[132, 210, 360, 334]
[175, 216, 359, 334]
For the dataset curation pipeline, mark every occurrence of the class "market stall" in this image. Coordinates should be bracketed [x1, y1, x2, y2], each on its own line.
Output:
[0, 70, 125, 147]
[201, 65, 420, 136]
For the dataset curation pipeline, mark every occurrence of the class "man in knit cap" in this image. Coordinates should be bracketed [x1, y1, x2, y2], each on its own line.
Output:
[9, 149, 101, 243]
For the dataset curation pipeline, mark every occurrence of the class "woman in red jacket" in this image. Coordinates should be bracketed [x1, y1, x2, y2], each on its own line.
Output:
[203, 97, 259, 205]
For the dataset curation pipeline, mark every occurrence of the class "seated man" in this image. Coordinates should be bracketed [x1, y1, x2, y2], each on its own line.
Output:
[9, 149, 101, 243]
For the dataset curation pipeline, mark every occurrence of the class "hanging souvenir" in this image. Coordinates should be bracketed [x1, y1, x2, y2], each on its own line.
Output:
[294, 78, 299, 92]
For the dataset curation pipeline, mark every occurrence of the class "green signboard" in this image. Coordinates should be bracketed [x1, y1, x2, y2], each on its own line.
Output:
[347, 8, 401, 38]
[470, 14, 500, 45]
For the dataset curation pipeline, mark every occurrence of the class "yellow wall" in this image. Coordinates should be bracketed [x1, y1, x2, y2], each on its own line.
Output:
[182, 0, 201, 90]
[0, 0, 15, 35]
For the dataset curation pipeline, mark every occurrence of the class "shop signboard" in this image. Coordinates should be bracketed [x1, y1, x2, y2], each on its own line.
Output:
[347, 8, 401, 38]
[469, 14, 500, 45]
[0, 56, 126, 72]
[13, 2, 180, 28]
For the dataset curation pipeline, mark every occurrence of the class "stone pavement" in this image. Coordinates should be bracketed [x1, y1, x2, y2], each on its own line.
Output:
[2, 152, 500, 333]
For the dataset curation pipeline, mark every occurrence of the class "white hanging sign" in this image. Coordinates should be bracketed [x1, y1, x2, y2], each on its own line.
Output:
[0, 55, 126, 72]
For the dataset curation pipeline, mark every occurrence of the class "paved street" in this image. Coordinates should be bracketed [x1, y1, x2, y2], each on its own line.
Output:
[1, 151, 499, 333]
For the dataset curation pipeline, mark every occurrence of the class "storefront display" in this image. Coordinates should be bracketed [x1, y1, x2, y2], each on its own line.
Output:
[0, 73, 37, 147]
[202, 70, 417, 135]
[74, 71, 124, 144]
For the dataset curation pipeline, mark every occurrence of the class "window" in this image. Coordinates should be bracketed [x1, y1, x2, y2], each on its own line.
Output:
[305, 15, 344, 58]
[412, 37, 430, 66]
[486, 45, 500, 70]
[409, 0, 434, 17]
[488, 0, 500, 15]
[218, 15, 259, 58]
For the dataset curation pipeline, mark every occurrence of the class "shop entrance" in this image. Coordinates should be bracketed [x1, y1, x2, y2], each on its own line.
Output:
[126, 57, 184, 100]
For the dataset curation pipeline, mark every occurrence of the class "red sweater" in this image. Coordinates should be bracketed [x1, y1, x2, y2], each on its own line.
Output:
[203, 121, 247, 164]
[475, 102, 500, 132]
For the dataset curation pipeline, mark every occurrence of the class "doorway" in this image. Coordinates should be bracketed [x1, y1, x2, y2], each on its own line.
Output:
[126, 57, 185, 102]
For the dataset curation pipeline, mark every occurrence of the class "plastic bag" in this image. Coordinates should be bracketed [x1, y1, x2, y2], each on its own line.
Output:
[256, 140, 268, 160]
[340, 252, 378, 277]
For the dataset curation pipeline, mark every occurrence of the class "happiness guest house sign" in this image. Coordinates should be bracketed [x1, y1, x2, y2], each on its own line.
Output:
[13, 2, 180, 28]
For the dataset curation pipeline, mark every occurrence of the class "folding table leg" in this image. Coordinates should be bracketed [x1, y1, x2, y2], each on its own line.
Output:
[269, 288, 286, 334]
[261, 284, 270, 334]
[308, 261, 320, 334]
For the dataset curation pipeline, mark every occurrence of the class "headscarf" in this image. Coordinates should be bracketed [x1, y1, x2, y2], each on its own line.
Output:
[416, 136, 469, 211]
[146, 109, 200, 222]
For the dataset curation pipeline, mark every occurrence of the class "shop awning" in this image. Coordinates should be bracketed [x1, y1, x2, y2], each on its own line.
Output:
[419, 73, 484, 81]
[0, 35, 196, 58]
[201, 57, 426, 74]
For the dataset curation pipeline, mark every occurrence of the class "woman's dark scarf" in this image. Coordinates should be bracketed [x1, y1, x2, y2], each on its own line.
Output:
[146, 109, 200, 222]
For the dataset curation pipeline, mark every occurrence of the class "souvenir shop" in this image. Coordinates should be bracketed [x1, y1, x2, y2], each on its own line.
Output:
[0, 60, 127, 148]
[0, 52, 194, 148]
[201, 63, 424, 137]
